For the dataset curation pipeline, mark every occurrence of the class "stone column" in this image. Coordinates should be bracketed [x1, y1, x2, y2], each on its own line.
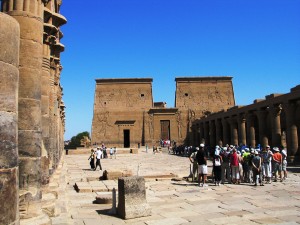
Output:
[4, 0, 44, 219]
[270, 104, 282, 148]
[40, 36, 51, 185]
[203, 122, 209, 146]
[238, 114, 246, 146]
[215, 119, 223, 147]
[246, 113, 256, 148]
[284, 102, 299, 162]
[209, 120, 216, 147]
[222, 118, 230, 145]
[199, 122, 204, 144]
[255, 109, 269, 148]
[0, 12, 20, 225]
[229, 117, 238, 146]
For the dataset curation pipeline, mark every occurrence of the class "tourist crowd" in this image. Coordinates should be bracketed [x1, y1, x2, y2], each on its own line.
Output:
[188, 143, 288, 187]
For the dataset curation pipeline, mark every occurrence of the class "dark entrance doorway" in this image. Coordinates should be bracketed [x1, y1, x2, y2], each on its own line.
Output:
[160, 120, 170, 141]
[123, 129, 130, 148]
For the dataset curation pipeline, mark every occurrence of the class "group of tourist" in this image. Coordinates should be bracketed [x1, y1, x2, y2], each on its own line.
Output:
[189, 143, 288, 187]
[88, 143, 117, 170]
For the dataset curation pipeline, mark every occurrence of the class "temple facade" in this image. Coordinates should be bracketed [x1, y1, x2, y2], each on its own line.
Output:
[0, 0, 66, 224]
[91, 77, 235, 147]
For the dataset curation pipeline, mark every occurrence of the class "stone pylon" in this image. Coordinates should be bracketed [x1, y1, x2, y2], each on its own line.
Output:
[0, 12, 20, 225]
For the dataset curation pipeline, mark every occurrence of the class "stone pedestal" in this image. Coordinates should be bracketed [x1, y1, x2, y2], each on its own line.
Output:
[117, 176, 151, 219]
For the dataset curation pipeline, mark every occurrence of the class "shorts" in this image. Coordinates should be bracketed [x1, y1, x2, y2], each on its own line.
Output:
[198, 165, 208, 175]
[282, 160, 287, 171]
[274, 162, 282, 173]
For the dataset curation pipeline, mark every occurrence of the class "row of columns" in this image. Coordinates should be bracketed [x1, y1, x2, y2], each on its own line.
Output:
[0, 0, 66, 224]
[194, 101, 300, 163]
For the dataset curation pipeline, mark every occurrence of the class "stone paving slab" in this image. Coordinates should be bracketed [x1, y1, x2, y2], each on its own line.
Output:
[49, 150, 300, 225]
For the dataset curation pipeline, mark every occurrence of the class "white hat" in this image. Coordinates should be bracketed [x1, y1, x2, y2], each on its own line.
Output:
[200, 143, 205, 147]
[245, 148, 249, 152]
[273, 147, 279, 152]
[196, 147, 199, 151]
[254, 150, 259, 154]
[223, 147, 227, 151]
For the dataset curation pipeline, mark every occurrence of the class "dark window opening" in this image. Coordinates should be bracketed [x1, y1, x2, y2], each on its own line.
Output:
[185, 93, 189, 97]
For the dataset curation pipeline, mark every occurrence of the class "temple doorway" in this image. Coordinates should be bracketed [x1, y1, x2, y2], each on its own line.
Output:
[160, 120, 170, 141]
[123, 129, 130, 148]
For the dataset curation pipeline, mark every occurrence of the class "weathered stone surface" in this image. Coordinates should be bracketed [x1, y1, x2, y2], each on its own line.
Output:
[0, 63, 19, 112]
[95, 195, 112, 204]
[0, 112, 18, 168]
[19, 130, 42, 157]
[130, 148, 139, 154]
[0, 13, 20, 66]
[18, 99, 41, 130]
[19, 157, 41, 189]
[100, 170, 133, 181]
[118, 176, 151, 219]
[0, 168, 19, 225]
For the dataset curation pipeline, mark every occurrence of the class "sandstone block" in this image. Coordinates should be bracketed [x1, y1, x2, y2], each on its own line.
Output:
[117, 176, 151, 219]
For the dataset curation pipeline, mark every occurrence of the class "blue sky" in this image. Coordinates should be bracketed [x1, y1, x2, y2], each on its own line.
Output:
[59, 0, 300, 140]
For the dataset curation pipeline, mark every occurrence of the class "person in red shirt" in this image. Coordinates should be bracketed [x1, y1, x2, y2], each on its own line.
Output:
[272, 147, 283, 182]
[230, 148, 240, 184]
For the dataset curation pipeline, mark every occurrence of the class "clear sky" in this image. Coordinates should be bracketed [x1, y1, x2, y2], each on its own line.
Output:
[59, 0, 300, 140]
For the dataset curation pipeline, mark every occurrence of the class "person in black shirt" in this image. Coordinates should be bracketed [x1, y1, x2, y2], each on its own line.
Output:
[196, 144, 208, 187]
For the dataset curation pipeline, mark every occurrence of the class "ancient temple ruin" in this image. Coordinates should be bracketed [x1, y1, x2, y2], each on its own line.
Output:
[91, 77, 235, 147]
[0, 0, 66, 224]
[191, 85, 300, 163]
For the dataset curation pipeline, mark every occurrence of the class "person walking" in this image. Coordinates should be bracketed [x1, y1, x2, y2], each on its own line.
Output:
[88, 149, 95, 170]
[94, 147, 103, 171]
[189, 147, 199, 181]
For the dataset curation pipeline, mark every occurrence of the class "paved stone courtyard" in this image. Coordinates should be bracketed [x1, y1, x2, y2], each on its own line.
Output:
[49, 148, 300, 225]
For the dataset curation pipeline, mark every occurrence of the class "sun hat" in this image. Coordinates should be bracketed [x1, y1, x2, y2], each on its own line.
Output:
[200, 143, 205, 148]
[273, 147, 279, 152]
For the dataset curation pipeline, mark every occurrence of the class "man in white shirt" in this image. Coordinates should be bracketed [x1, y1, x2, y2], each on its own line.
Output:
[94, 147, 103, 171]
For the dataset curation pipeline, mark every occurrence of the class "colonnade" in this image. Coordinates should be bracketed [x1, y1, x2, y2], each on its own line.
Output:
[0, 0, 66, 224]
[192, 87, 300, 163]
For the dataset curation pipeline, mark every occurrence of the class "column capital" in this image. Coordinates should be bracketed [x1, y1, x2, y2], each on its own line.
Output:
[270, 104, 282, 117]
